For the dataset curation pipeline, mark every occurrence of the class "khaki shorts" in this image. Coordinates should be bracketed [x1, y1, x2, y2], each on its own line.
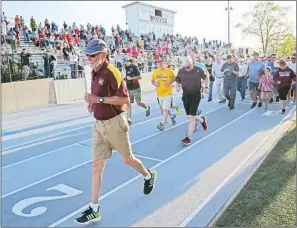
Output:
[92, 113, 132, 160]
[128, 87, 142, 103]
[157, 96, 172, 110]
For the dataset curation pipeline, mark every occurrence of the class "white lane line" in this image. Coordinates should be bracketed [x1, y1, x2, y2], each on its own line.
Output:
[2, 106, 84, 124]
[134, 155, 163, 162]
[2, 99, 188, 151]
[2, 104, 84, 121]
[1, 160, 92, 198]
[2, 101, 218, 168]
[3, 111, 89, 129]
[2, 123, 93, 152]
[1, 105, 227, 198]
[178, 106, 296, 227]
[48, 105, 254, 227]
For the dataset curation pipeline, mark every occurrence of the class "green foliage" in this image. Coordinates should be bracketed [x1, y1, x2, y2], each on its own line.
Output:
[278, 33, 296, 57]
[235, 1, 292, 54]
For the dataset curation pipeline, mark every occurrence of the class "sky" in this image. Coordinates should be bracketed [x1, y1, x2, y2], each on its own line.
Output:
[2, 1, 296, 49]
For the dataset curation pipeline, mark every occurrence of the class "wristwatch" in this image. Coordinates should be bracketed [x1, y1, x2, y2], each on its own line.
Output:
[98, 97, 104, 104]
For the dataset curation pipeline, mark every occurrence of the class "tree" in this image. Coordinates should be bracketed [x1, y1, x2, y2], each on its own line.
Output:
[277, 33, 296, 57]
[235, 1, 292, 55]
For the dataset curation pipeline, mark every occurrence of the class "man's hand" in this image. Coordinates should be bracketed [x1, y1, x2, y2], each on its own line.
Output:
[204, 88, 209, 94]
[84, 93, 98, 104]
[154, 82, 160, 87]
[126, 76, 133, 80]
[277, 81, 281, 84]
[88, 103, 94, 114]
[292, 81, 296, 85]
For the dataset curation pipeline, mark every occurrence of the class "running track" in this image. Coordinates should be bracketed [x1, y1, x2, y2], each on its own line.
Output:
[2, 90, 296, 227]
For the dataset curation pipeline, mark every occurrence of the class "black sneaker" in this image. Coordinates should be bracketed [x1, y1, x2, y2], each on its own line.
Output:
[269, 98, 274, 103]
[281, 109, 285, 114]
[146, 106, 151, 117]
[258, 102, 262, 108]
[75, 206, 101, 224]
[251, 102, 257, 108]
[276, 96, 280, 102]
[144, 170, 157, 195]
[171, 114, 176, 125]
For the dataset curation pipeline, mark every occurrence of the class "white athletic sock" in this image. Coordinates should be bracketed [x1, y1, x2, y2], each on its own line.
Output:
[144, 172, 151, 180]
[90, 203, 99, 212]
[196, 115, 204, 123]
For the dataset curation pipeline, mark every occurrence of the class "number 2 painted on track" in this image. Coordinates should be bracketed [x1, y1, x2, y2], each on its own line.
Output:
[12, 184, 82, 217]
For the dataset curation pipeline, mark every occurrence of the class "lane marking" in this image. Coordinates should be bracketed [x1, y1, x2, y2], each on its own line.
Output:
[2, 104, 227, 198]
[2, 104, 84, 121]
[2, 102, 219, 168]
[4, 112, 90, 129]
[134, 155, 163, 162]
[2, 106, 84, 125]
[178, 106, 296, 227]
[48, 104, 254, 227]
[2, 99, 189, 151]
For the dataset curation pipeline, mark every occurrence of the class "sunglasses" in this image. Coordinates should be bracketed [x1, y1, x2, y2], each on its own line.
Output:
[86, 53, 100, 58]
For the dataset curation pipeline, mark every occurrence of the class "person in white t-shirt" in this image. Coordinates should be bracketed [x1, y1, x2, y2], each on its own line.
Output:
[237, 58, 248, 100]
[212, 55, 226, 103]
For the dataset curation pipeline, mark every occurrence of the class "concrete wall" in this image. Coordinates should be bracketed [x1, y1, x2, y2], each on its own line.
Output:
[2, 78, 54, 113]
[2, 70, 178, 113]
[54, 78, 87, 104]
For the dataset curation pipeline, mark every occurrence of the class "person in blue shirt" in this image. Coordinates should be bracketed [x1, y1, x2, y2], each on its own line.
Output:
[246, 52, 265, 108]
[266, 54, 279, 103]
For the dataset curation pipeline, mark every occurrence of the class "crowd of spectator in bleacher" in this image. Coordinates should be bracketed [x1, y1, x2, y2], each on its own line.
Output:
[1, 11, 254, 82]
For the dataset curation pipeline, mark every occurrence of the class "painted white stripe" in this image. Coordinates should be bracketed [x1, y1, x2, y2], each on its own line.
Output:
[2, 106, 84, 125]
[2, 104, 227, 198]
[2, 101, 219, 168]
[2, 99, 189, 151]
[134, 155, 163, 162]
[49, 104, 254, 227]
[178, 106, 296, 227]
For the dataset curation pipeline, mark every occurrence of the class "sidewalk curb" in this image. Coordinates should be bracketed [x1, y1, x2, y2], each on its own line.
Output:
[207, 111, 296, 227]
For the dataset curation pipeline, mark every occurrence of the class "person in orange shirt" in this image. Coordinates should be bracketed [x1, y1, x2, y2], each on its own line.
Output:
[15, 15, 20, 28]
[151, 57, 177, 131]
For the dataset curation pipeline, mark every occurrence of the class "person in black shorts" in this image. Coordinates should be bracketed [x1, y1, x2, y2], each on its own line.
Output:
[273, 59, 296, 114]
[175, 56, 209, 146]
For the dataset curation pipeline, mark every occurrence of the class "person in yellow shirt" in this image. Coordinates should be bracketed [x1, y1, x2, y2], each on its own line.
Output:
[151, 58, 177, 131]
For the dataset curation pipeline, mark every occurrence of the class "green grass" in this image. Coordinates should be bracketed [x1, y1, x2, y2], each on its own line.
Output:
[214, 120, 296, 227]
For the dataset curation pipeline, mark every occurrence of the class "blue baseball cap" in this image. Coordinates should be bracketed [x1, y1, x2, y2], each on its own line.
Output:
[83, 39, 108, 55]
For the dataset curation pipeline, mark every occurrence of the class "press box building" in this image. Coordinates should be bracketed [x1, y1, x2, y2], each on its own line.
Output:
[122, 1, 177, 38]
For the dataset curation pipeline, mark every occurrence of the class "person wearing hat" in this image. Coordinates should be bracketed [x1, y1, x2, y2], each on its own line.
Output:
[220, 55, 240, 110]
[246, 52, 265, 108]
[152, 57, 177, 131]
[175, 56, 209, 146]
[273, 59, 296, 114]
[79, 39, 157, 224]
[124, 58, 151, 125]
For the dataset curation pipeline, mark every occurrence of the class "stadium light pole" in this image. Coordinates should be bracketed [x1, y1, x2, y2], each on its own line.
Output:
[225, 0, 233, 52]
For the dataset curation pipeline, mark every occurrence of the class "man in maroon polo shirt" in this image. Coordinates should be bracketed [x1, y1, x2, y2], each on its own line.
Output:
[76, 39, 157, 225]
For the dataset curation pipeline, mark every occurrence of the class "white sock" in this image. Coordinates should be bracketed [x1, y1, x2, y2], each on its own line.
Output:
[144, 172, 151, 180]
[90, 203, 99, 212]
[196, 115, 204, 123]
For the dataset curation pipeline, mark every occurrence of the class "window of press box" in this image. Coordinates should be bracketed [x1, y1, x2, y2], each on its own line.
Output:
[155, 9, 162, 17]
